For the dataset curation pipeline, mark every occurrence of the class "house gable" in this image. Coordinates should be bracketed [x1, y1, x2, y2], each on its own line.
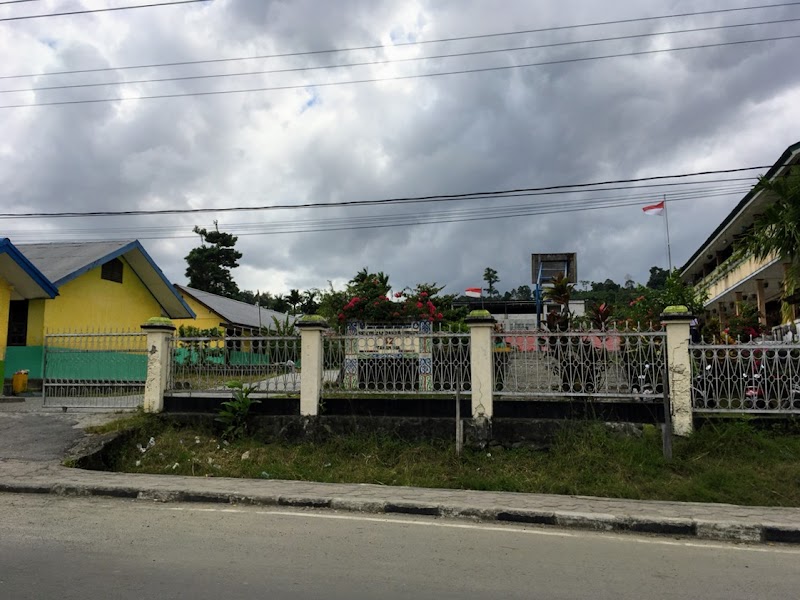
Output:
[40, 255, 167, 333]
[174, 293, 226, 333]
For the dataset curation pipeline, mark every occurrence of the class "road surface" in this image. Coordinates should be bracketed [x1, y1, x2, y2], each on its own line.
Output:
[1, 494, 798, 599]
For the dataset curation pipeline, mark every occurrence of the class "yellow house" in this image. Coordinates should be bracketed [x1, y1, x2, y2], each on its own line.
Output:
[1, 239, 194, 384]
[174, 285, 292, 337]
[681, 141, 800, 332]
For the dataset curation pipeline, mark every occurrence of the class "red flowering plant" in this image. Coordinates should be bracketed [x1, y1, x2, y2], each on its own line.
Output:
[336, 270, 445, 326]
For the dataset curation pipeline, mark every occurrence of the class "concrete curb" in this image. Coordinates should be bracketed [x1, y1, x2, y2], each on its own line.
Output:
[1, 480, 798, 545]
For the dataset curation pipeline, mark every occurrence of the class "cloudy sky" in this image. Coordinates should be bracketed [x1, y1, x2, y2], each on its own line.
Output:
[2, 0, 799, 297]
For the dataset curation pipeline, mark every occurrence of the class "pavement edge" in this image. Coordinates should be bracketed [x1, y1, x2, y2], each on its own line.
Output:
[1, 480, 798, 545]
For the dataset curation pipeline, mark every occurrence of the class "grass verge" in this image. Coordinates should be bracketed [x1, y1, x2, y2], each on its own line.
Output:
[94, 416, 800, 507]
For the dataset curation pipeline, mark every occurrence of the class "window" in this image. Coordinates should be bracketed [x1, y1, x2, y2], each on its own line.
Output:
[101, 258, 123, 283]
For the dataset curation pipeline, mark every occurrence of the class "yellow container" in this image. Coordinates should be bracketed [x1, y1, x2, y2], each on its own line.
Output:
[11, 371, 28, 395]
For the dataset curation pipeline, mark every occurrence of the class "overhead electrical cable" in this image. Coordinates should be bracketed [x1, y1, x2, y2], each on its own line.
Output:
[0, 168, 768, 219]
[3, 1, 798, 79]
[4, 34, 798, 108]
[0, 0, 210, 22]
[4, 17, 798, 95]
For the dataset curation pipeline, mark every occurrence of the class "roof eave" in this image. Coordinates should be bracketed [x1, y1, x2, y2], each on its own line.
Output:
[0, 238, 59, 299]
[681, 140, 800, 277]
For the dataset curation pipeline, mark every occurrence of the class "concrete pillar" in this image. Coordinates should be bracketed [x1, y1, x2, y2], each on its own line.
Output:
[734, 291, 743, 316]
[296, 316, 328, 416]
[755, 279, 767, 327]
[661, 306, 694, 436]
[466, 310, 495, 418]
[0, 277, 12, 386]
[141, 317, 175, 413]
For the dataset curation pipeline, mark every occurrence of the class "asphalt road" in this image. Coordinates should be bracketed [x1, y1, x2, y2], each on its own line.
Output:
[0, 412, 83, 461]
[1, 494, 798, 599]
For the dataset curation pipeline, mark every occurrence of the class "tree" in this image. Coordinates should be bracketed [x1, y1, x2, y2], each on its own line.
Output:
[287, 289, 303, 314]
[735, 171, 800, 322]
[185, 224, 243, 299]
[299, 289, 320, 315]
[513, 285, 533, 301]
[483, 267, 500, 298]
[238, 290, 258, 304]
[544, 274, 576, 329]
[255, 292, 290, 313]
[646, 266, 669, 290]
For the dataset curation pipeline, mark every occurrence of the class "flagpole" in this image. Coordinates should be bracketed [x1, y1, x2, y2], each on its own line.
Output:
[663, 194, 673, 271]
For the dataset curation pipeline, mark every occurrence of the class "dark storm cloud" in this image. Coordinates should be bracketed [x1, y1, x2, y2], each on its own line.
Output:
[1, 0, 799, 296]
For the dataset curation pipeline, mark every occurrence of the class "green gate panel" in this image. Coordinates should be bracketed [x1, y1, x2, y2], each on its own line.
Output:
[4, 346, 44, 380]
[45, 350, 146, 382]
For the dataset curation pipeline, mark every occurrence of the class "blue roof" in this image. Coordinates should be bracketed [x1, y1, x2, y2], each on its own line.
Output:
[14, 240, 195, 319]
[0, 238, 58, 299]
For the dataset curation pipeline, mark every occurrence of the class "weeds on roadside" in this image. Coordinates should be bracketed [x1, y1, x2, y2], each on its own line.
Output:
[216, 381, 260, 440]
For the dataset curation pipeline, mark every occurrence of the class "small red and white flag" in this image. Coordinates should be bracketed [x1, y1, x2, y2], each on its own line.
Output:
[642, 200, 665, 216]
[465, 287, 482, 298]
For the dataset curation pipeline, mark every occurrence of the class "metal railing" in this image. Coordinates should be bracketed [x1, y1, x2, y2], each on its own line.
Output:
[168, 335, 301, 396]
[321, 330, 471, 395]
[494, 330, 666, 400]
[43, 330, 148, 408]
[690, 341, 800, 413]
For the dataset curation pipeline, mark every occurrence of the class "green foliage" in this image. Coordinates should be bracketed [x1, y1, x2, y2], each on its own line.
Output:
[108, 421, 800, 507]
[317, 282, 349, 325]
[512, 285, 533, 301]
[262, 314, 295, 336]
[722, 302, 764, 342]
[483, 267, 500, 298]
[237, 289, 258, 304]
[336, 269, 446, 326]
[544, 274, 575, 329]
[614, 270, 706, 327]
[646, 266, 669, 289]
[177, 325, 223, 338]
[184, 224, 243, 299]
[287, 289, 303, 314]
[735, 170, 800, 322]
[215, 381, 261, 440]
[299, 289, 320, 315]
[573, 278, 637, 308]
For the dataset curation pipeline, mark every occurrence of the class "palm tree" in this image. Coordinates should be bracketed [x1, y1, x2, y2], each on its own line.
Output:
[735, 171, 800, 322]
[287, 289, 303, 314]
[483, 267, 500, 298]
[300, 289, 320, 315]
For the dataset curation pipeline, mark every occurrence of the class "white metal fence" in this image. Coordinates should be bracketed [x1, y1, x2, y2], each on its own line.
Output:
[168, 336, 301, 397]
[494, 330, 667, 400]
[321, 328, 471, 395]
[690, 341, 800, 413]
[43, 331, 148, 408]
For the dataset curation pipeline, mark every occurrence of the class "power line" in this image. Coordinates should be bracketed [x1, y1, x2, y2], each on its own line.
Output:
[0, 0, 210, 22]
[4, 184, 753, 240]
[3, 1, 798, 79]
[5, 17, 798, 95]
[0, 1, 47, 5]
[3, 187, 752, 242]
[0, 167, 768, 220]
[4, 34, 797, 109]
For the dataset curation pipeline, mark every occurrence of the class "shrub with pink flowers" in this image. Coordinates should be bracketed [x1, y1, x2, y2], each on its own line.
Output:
[329, 268, 445, 325]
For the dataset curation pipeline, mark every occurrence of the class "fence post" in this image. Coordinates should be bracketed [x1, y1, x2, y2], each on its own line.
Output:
[661, 306, 694, 436]
[296, 315, 327, 416]
[141, 317, 175, 413]
[466, 310, 496, 419]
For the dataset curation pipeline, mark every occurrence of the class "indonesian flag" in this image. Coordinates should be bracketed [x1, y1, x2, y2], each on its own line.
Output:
[642, 200, 665, 216]
[465, 287, 482, 298]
